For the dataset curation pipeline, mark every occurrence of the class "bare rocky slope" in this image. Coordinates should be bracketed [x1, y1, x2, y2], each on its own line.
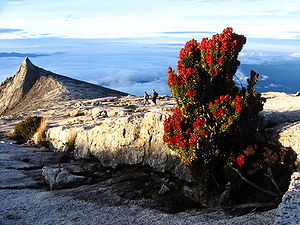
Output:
[0, 57, 127, 116]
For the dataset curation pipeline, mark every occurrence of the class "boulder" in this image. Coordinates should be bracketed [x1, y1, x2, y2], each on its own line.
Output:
[69, 109, 84, 117]
[267, 121, 300, 162]
[42, 166, 85, 190]
[46, 112, 194, 182]
[260, 93, 300, 161]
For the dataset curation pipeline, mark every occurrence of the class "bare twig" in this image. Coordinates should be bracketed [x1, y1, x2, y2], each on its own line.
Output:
[231, 167, 277, 197]
[212, 174, 220, 189]
[266, 167, 280, 192]
[234, 74, 244, 89]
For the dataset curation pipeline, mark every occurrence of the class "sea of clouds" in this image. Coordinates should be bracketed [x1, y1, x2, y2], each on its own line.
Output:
[0, 37, 299, 95]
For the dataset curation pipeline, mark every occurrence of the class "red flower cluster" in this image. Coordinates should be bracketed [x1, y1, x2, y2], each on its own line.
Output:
[191, 117, 209, 145]
[220, 94, 231, 102]
[189, 133, 198, 146]
[167, 67, 182, 86]
[209, 95, 232, 116]
[187, 88, 197, 98]
[164, 107, 210, 151]
[200, 27, 243, 53]
[207, 94, 245, 133]
[237, 155, 245, 167]
[164, 107, 183, 133]
[177, 65, 198, 84]
[197, 27, 246, 78]
[168, 40, 199, 87]
[211, 107, 229, 116]
[163, 132, 187, 149]
[163, 107, 190, 149]
[199, 37, 216, 51]
[179, 39, 199, 60]
[205, 52, 214, 65]
[167, 38, 201, 87]
[193, 117, 207, 129]
[218, 57, 225, 65]
[209, 94, 243, 116]
[233, 95, 243, 112]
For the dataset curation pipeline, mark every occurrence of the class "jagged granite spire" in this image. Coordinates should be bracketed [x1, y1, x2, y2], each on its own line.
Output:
[23, 56, 33, 66]
[17, 57, 40, 93]
[0, 57, 127, 115]
[0, 57, 40, 115]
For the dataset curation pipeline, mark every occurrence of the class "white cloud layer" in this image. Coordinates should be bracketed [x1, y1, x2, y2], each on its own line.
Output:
[0, 0, 299, 39]
[290, 53, 300, 58]
[264, 83, 284, 89]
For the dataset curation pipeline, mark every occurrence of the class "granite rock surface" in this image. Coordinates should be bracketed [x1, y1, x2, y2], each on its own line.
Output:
[0, 60, 299, 224]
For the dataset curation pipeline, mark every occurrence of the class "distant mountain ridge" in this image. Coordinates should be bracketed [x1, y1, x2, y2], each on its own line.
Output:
[0, 57, 127, 115]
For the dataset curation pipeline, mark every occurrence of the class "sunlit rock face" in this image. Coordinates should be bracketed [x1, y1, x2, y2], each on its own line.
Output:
[261, 92, 300, 161]
[46, 110, 193, 182]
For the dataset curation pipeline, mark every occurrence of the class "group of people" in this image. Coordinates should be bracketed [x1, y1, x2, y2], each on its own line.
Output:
[144, 89, 158, 105]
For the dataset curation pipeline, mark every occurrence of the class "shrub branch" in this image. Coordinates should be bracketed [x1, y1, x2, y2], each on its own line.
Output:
[231, 167, 277, 197]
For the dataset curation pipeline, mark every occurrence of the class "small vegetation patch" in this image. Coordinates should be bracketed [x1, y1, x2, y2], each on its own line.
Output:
[12, 115, 43, 142]
[66, 131, 77, 152]
[36, 119, 48, 146]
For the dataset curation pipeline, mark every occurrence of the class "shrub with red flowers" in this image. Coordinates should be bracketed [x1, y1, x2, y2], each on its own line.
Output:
[164, 27, 249, 165]
[163, 27, 295, 209]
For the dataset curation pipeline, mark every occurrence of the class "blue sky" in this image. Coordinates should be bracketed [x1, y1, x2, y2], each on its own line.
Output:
[0, 0, 300, 95]
[0, 0, 300, 39]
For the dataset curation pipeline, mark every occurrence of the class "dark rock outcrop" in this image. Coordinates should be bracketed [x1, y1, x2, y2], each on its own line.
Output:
[0, 57, 127, 115]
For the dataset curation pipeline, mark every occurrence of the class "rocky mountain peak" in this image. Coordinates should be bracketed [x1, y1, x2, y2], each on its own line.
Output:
[18, 57, 37, 77]
[19, 57, 36, 74]
[22, 56, 34, 67]
[16, 57, 40, 93]
[0, 57, 127, 115]
[0, 57, 40, 115]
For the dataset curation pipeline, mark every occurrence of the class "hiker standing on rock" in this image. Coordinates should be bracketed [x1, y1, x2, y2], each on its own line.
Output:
[152, 89, 158, 105]
[144, 91, 150, 105]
